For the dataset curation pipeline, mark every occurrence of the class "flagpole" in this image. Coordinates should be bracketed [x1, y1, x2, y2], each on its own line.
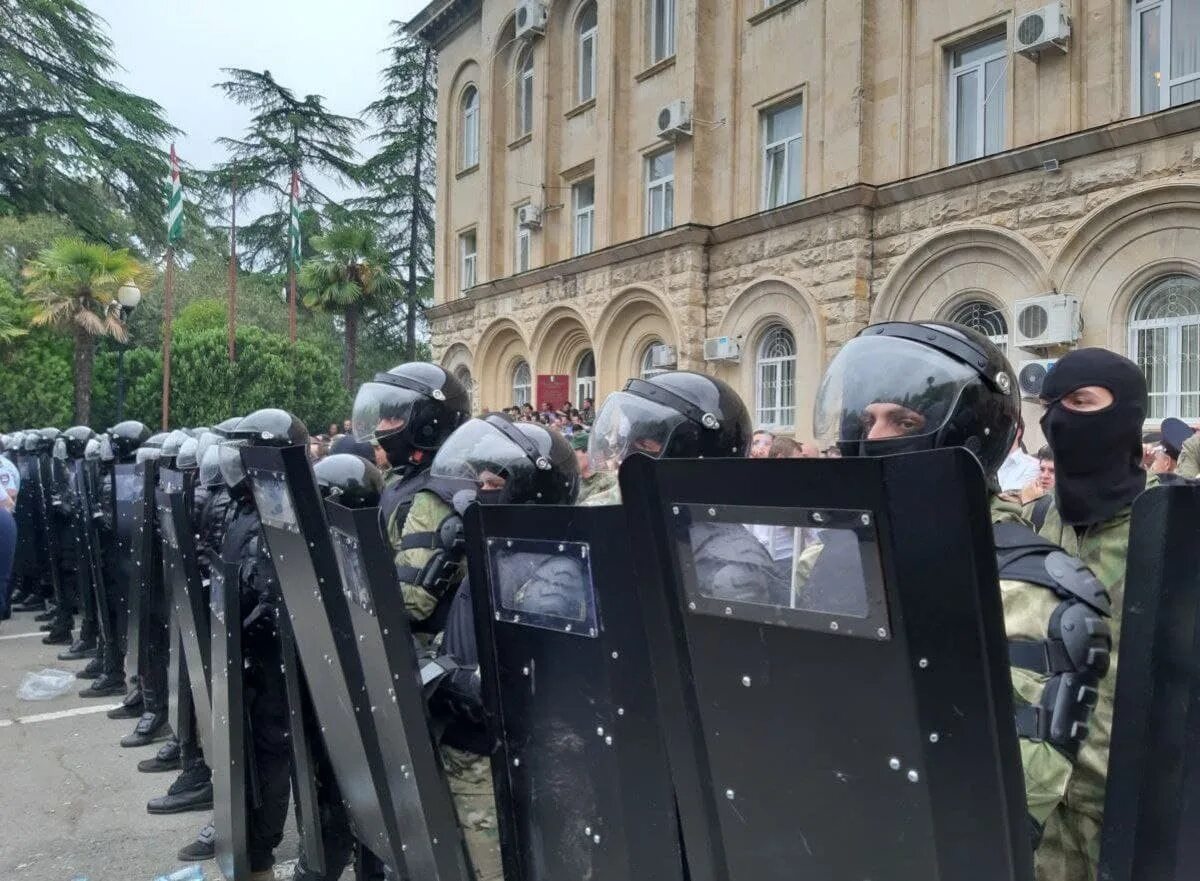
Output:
[228, 175, 237, 363]
[162, 245, 174, 429]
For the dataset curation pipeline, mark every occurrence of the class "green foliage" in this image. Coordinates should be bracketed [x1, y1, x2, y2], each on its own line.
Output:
[174, 298, 229, 336]
[0, 0, 178, 250]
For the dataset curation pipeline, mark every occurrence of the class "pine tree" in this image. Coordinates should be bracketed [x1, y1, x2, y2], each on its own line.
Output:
[358, 23, 437, 362]
[0, 0, 178, 248]
[211, 69, 364, 274]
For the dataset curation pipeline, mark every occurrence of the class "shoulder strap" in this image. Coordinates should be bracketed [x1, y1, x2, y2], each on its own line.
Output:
[992, 521, 1111, 615]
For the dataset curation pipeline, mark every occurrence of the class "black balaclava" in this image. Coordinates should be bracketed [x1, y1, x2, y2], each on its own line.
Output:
[1040, 348, 1147, 526]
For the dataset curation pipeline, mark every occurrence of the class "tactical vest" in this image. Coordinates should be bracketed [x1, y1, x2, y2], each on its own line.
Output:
[993, 522, 1112, 760]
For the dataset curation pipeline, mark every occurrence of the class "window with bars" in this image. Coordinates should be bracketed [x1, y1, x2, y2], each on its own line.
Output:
[945, 298, 1010, 354]
[516, 47, 535, 136]
[578, 3, 598, 103]
[646, 150, 674, 234]
[513, 360, 532, 406]
[576, 350, 596, 405]
[461, 86, 480, 169]
[762, 100, 804, 209]
[948, 33, 1007, 163]
[1133, 0, 1200, 114]
[755, 325, 797, 428]
[1129, 274, 1200, 419]
[573, 179, 595, 255]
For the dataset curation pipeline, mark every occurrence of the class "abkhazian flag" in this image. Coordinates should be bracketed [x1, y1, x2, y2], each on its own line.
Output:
[166, 144, 183, 245]
[289, 170, 301, 268]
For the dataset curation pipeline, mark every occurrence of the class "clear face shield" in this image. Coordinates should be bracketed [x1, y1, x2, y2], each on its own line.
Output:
[199, 444, 223, 487]
[85, 438, 100, 461]
[430, 419, 538, 494]
[135, 445, 161, 465]
[351, 381, 423, 444]
[99, 435, 114, 463]
[587, 391, 689, 475]
[813, 335, 976, 456]
[52, 438, 68, 460]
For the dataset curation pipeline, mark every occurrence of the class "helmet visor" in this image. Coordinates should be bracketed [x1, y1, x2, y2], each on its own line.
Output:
[85, 438, 100, 461]
[431, 419, 537, 491]
[218, 440, 248, 488]
[813, 335, 976, 453]
[587, 391, 688, 474]
[177, 438, 199, 469]
[99, 435, 114, 462]
[195, 431, 222, 467]
[135, 445, 161, 464]
[199, 444, 223, 487]
[52, 438, 67, 460]
[351, 381, 423, 443]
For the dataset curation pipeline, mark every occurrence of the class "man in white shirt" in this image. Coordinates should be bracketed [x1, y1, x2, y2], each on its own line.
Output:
[0, 444, 18, 620]
[997, 422, 1040, 493]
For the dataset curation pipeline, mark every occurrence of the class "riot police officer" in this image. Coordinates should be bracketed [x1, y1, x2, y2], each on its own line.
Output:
[350, 363, 470, 635]
[811, 321, 1114, 878]
[53, 426, 98, 659]
[423, 414, 581, 881]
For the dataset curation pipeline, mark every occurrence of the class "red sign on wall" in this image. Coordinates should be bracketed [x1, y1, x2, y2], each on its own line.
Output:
[537, 374, 570, 411]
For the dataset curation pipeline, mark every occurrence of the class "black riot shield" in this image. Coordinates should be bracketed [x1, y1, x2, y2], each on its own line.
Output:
[71, 459, 110, 646]
[34, 455, 64, 608]
[242, 443, 467, 879]
[1099, 481, 1200, 881]
[11, 453, 39, 587]
[157, 467, 211, 757]
[462, 503, 685, 881]
[619, 448, 1033, 881]
[325, 491, 472, 881]
[210, 540, 250, 881]
[115, 462, 156, 680]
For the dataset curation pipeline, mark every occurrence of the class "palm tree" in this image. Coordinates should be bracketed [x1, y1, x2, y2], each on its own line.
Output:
[300, 224, 399, 390]
[22, 238, 147, 423]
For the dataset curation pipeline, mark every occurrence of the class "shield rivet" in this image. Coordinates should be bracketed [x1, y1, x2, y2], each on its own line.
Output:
[812, 511, 825, 523]
[522, 666, 530, 676]
[724, 606, 733, 616]
[513, 757, 520, 767]
[596, 726, 604, 736]
[888, 757, 901, 771]
[611, 651, 619, 659]
[584, 826, 592, 836]
[741, 676, 752, 687]
[617, 707, 625, 716]
[672, 506, 680, 515]
[929, 733, 940, 744]
[860, 513, 870, 526]
[829, 621, 839, 631]
[604, 735, 612, 746]
[725, 789, 735, 800]
[918, 658, 929, 669]
[707, 507, 717, 517]
[876, 627, 887, 639]
[557, 544, 565, 552]
[687, 601, 696, 611]
[593, 834, 602, 844]
[907, 769, 920, 783]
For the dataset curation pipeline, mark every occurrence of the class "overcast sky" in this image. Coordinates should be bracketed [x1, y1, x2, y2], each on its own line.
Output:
[90, 0, 430, 204]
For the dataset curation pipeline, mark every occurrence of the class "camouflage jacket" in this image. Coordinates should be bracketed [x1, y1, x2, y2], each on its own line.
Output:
[577, 469, 617, 506]
[391, 488, 460, 625]
[1178, 433, 1200, 479]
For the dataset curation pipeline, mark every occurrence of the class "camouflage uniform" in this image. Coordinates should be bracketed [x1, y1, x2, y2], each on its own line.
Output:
[441, 745, 504, 881]
[1177, 433, 1200, 479]
[580, 479, 622, 507]
[389, 489, 458, 627]
[576, 469, 617, 506]
[1030, 477, 1147, 881]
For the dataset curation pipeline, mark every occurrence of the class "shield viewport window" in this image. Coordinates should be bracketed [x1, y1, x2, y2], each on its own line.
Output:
[330, 526, 372, 613]
[249, 472, 300, 534]
[486, 538, 600, 638]
[672, 503, 888, 637]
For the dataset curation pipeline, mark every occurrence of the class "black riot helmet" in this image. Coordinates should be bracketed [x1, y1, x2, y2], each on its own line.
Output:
[136, 432, 167, 465]
[213, 416, 242, 437]
[62, 426, 96, 458]
[195, 429, 227, 473]
[52, 436, 68, 460]
[588, 371, 752, 475]
[199, 443, 224, 488]
[22, 432, 40, 451]
[813, 321, 1020, 483]
[85, 438, 101, 461]
[351, 363, 470, 468]
[314, 454, 385, 508]
[230, 408, 309, 447]
[109, 421, 152, 461]
[217, 439, 250, 492]
[98, 433, 115, 464]
[159, 429, 190, 466]
[177, 437, 201, 470]
[37, 427, 61, 452]
[432, 415, 579, 505]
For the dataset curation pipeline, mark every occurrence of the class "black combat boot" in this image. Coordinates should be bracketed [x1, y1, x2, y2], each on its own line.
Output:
[57, 637, 97, 660]
[13, 595, 44, 612]
[76, 656, 104, 680]
[33, 608, 56, 622]
[42, 628, 72, 645]
[146, 762, 213, 814]
[79, 673, 125, 698]
[177, 823, 216, 862]
[138, 738, 182, 773]
[107, 686, 143, 719]
[120, 711, 169, 748]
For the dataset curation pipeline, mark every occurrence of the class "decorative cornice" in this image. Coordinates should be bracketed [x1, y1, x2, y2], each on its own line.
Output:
[406, 0, 480, 49]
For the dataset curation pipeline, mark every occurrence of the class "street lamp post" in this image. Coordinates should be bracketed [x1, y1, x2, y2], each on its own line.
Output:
[115, 281, 142, 422]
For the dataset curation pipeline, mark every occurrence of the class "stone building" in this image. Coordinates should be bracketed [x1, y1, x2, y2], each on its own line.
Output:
[410, 0, 1200, 439]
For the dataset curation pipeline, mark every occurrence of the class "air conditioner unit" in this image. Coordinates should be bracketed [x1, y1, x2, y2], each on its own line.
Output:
[1015, 2, 1070, 59]
[703, 336, 741, 362]
[1012, 294, 1080, 349]
[656, 100, 692, 141]
[650, 344, 677, 370]
[1018, 358, 1058, 398]
[515, 0, 547, 39]
[517, 204, 542, 229]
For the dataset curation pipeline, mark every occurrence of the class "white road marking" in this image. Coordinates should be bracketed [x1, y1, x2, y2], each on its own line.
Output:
[0, 703, 121, 728]
[0, 631, 46, 640]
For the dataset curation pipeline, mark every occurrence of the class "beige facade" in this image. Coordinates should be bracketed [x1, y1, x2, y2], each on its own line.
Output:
[411, 0, 1200, 439]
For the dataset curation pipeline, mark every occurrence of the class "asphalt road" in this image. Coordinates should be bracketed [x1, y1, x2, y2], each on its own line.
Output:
[0, 610, 300, 881]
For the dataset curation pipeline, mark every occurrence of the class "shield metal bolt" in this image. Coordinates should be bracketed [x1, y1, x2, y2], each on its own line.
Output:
[812, 511, 825, 523]
[506, 540, 513, 548]
[741, 675, 752, 687]
[672, 506, 680, 515]
[513, 757, 520, 767]
[829, 621, 839, 631]
[596, 726, 604, 737]
[725, 789, 735, 800]
[687, 601, 696, 611]
[907, 770, 920, 783]
[605, 735, 613, 746]
[611, 651, 619, 659]
[558, 543, 565, 552]
[876, 627, 887, 639]
[522, 666, 530, 676]
[929, 733, 940, 744]
[918, 658, 929, 669]
[708, 508, 716, 517]
[617, 707, 625, 716]
[724, 606, 733, 616]
[585, 826, 592, 835]
[888, 757, 901, 771]
[860, 513, 870, 526]
[593, 834, 602, 844]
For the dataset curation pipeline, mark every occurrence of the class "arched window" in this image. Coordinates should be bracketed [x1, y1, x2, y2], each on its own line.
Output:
[1129, 274, 1200, 419]
[460, 86, 479, 169]
[454, 366, 473, 393]
[945, 298, 1009, 353]
[575, 350, 596, 405]
[516, 47, 534, 136]
[640, 339, 668, 379]
[512, 360, 532, 406]
[577, 3, 598, 103]
[755, 325, 796, 428]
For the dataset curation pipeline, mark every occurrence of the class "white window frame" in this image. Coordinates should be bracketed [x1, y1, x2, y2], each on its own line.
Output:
[573, 179, 595, 256]
[761, 100, 804, 209]
[755, 325, 797, 429]
[1132, 0, 1200, 115]
[945, 297, 1010, 355]
[645, 150, 675, 234]
[517, 48, 535, 136]
[459, 231, 477, 293]
[575, 350, 596, 405]
[578, 3, 598, 103]
[649, 0, 676, 64]
[512, 361, 532, 406]
[1128, 274, 1200, 420]
[460, 86, 480, 169]
[947, 33, 1008, 164]
[515, 211, 531, 274]
[640, 340, 667, 379]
